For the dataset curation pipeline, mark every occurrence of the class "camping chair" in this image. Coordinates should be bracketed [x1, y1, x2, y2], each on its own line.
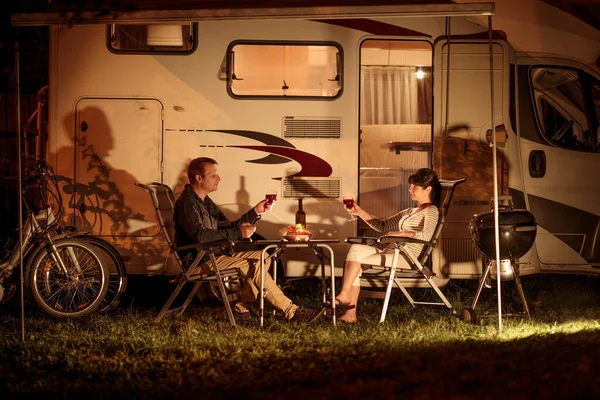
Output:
[136, 182, 243, 327]
[346, 178, 466, 322]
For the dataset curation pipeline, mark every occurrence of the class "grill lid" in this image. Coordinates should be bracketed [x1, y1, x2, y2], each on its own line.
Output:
[469, 210, 537, 260]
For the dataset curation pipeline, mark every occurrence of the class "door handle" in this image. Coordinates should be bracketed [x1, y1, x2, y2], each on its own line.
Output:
[528, 150, 546, 178]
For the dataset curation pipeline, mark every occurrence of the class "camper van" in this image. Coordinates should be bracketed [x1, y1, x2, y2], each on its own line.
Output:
[12, 1, 600, 287]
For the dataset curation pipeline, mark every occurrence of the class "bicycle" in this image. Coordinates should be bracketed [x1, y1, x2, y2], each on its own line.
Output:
[51, 175, 128, 313]
[71, 233, 128, 313]
[0, 160, 110, 318]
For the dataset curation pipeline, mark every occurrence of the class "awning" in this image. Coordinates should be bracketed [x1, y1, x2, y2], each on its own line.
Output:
[11, 2, 494, 26]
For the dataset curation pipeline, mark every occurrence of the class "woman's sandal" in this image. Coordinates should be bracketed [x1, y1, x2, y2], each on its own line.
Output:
[337, 319, 357, 325]
[324, 299, 356, 311]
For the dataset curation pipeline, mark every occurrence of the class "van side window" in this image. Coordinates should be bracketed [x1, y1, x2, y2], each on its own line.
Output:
[106, 23, 197, 55]
[530, 67, 599, 152]
[226, 42, 342, 99]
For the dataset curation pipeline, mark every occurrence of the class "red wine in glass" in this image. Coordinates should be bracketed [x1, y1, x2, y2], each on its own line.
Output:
[343, 194, 357, 221]
[265, 191, 277, 211]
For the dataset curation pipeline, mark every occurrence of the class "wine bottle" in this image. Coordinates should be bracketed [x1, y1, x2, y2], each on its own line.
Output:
[295, 198, 306, 230]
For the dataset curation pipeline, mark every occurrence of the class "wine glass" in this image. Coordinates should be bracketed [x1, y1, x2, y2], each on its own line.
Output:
[343, 194, 357, 221]
[265, 189, 278, 212]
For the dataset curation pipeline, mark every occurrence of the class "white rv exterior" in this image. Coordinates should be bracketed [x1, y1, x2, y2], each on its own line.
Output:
[20, 1, 599, 284]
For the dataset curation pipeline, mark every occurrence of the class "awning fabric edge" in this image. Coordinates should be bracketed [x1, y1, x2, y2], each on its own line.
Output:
[11, 3, 495, 26]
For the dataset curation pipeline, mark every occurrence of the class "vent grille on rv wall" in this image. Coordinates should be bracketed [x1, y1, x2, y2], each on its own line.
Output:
[283, 178, 340, 198]
[282, 117, 341, 138]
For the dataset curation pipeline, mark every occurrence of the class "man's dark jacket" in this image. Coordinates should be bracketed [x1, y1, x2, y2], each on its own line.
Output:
[174, 184, 259, 266]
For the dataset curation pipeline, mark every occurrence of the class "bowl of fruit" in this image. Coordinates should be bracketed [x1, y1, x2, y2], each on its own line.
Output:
[284, 224, 312, 241]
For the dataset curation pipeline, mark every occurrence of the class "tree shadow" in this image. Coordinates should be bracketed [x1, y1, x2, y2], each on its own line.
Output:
[50, 106, 167, 275]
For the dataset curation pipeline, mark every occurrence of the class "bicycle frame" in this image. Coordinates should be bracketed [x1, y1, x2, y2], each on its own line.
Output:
[0, 207, 70, 281]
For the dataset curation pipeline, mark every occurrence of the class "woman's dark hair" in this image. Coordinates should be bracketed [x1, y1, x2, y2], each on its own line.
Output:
[408, 168, 441, 206]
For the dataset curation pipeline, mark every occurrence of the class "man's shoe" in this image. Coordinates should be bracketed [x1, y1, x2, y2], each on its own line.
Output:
[290, 306, 325, 323]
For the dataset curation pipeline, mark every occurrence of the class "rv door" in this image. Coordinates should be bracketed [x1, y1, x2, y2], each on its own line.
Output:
[432, 38, 513, 278]
[72, 98, 164, 239]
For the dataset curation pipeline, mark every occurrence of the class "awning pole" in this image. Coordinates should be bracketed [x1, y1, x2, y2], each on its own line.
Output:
[442, 16, 451, 174]
[487, 15, 502, 333]
[15, 32, 26, 342]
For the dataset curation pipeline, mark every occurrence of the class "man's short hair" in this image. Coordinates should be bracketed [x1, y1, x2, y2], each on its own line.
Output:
[187, 157, 218, 182]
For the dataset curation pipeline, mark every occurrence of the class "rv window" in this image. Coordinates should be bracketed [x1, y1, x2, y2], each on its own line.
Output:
[360, 40, 433, 125]
[538, 98, 580, 147]
[530, 67, 599, 152]
[227, 42, 342, 98]
[106, 23, 197, 55]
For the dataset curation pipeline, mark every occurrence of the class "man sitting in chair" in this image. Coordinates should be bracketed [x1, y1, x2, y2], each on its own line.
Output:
[334, 168, 441, 324]
[174, 157, 324, 323]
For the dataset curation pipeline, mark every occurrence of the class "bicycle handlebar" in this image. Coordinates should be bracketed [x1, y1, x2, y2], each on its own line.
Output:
[24, 159, 54, 185]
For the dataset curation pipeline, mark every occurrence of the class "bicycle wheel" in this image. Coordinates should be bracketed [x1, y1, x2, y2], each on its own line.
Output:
[29, 238, 108, 318]
[77, 236, 128, 312]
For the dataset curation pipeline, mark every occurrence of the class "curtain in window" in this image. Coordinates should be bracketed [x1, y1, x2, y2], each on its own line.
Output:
[360, 66, 431, 125]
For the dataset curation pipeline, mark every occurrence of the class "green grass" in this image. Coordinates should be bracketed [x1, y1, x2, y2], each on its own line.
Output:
[1, 275, 600, 399]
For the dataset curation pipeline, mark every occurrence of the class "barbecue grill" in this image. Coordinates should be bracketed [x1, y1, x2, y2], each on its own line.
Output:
[460, 203, 537, 324]
[469, 209, 537, 262]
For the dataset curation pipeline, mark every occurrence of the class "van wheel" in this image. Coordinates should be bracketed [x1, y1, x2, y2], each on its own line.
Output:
[460, 307, 477, 324]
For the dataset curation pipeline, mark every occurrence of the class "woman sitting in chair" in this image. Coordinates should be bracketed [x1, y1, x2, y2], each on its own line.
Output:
[335, 168, 441, 324]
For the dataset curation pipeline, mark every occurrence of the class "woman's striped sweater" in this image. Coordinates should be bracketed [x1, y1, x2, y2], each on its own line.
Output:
[364, 205, 440, 257]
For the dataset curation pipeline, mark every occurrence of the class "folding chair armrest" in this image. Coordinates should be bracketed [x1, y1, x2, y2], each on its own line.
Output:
[345, 237, 379, 246]
[176, 239, 233, 252]
[378, 236, 433, 246]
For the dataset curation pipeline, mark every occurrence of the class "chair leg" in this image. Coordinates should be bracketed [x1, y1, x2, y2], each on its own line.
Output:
[404, 249, 453, 310]
[175, 282, 204, 318]
[155, 274, 187, 323]
[393, 278, 416, 308]
[381, 248, 401, 323]
[422, 274, 453, 309]
[208, 251, 236, 328]
[215, 269, 236, 327]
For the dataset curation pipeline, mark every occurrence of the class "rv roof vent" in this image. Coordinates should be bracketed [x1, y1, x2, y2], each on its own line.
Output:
[283, 178, 340, 198]
[283, 117, 341, 139]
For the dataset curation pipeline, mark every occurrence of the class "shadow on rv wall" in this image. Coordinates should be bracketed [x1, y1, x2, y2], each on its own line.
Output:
[50, 107, 169, 275]
[433, 124, 510, 271]
[283, 167, 348, 236]
[435, 124, 509, 206]
[171, 161, 190, 201]
[216, 166, 349, 245]
[356, 122, 509, 271]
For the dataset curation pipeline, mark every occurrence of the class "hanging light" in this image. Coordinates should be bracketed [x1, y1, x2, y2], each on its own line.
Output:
[416, 67, 425, 80]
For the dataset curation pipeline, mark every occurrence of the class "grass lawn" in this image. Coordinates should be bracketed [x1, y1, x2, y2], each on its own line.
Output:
[1, 274, 599, 399]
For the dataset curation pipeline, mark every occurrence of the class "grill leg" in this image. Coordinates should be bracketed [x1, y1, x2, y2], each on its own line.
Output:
[511, 263, 530, 318]
[470, 260, 492, 310]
